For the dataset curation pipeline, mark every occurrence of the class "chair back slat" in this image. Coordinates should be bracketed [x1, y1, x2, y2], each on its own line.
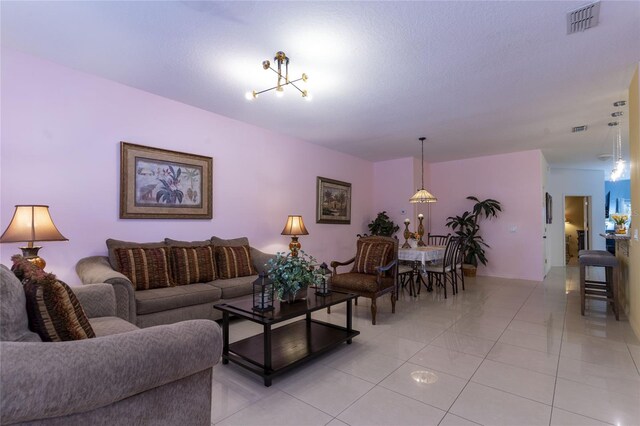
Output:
[428, 234, 450, 246]
[442, 237, 460, 269]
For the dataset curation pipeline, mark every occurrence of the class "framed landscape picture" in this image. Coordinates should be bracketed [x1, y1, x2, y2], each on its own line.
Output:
[316, 176, 351, 224]
[120, 142, 213, 219]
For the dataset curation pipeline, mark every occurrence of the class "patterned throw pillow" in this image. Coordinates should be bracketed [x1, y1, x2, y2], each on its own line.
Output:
[216, 245, 257, 279]
[170, 245, 217, 285]
[11, 255, 95, 342]
[351, 241, 393, 275]
[114, 247, 173, 290]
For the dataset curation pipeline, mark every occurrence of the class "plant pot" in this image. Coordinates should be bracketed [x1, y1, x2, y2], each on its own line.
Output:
[280, 287, 308, 303]
[615, 224, 627, 234]
[462, 264, 477, 277]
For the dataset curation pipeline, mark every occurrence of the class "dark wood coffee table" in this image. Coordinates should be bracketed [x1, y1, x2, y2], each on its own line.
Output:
[214, 288, 359, 386]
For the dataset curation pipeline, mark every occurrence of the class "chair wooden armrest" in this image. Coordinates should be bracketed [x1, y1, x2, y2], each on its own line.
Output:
[331, 257, 356, 274]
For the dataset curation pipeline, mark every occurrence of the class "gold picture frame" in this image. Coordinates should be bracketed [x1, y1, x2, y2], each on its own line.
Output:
[316, 176, 351, 224]
[120, 142, 213, 219]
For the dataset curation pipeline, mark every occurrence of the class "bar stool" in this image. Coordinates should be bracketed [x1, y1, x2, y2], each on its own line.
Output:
[578, 249, 612, 257]
[579, 253, 620, 320]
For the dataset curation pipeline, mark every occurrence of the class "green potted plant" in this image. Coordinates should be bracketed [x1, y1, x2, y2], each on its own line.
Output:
[445, 196, 502, 277]
[368, 211, 400, 237]
[266, 251, 324, 302]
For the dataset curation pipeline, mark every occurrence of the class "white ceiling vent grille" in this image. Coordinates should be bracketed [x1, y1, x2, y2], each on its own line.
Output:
[567, 2, 600, 34]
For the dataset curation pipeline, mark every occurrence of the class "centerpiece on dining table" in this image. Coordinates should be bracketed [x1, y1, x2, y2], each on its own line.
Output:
[266, 251, 325, 303]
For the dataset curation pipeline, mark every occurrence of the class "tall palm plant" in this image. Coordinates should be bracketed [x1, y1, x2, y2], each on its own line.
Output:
[446, 197, 501, 267]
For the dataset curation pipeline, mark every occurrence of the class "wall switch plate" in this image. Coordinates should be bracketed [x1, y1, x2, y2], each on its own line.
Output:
[635, 229, 638, 240]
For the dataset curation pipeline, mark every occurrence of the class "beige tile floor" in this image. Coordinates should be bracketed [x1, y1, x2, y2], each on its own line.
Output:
[211, 267, 640, 426]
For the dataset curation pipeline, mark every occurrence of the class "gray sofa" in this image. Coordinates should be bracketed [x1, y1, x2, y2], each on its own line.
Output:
[76, 236, 274, 328]
[0, 264, 221, 425]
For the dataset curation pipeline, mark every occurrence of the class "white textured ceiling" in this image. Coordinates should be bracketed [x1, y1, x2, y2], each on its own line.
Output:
[2, 1, 639, 175]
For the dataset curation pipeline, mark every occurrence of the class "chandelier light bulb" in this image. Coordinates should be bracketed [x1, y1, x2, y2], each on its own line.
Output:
[276, 87, 284, 98]
[245, 91, 255, 101]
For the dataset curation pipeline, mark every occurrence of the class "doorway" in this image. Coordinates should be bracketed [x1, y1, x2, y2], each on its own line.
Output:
[564, 196, 591, 265]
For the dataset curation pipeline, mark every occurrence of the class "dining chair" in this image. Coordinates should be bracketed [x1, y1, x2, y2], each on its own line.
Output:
[427, 233, 450, 246]
[397, 262, 416, 296]
[420, 237, 460, 298]
[453, 238, 465, 293]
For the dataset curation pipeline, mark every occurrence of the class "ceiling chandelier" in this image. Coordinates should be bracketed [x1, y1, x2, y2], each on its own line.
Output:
[246, 51, 309, 100]
[409, 137, 437, 203]
[609, 100, 626, 181]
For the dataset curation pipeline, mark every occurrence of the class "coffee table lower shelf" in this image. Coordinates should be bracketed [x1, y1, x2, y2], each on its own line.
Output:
[224, 319, 359, 386]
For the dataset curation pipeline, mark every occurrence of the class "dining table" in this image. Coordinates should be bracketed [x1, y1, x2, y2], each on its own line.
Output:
[398, 246, 446, 295]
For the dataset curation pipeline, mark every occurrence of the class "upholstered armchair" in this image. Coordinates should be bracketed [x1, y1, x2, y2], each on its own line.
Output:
[330, 235, 398, 325]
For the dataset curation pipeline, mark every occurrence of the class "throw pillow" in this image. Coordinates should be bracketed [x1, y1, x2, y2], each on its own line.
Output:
[106, 238, 167, 270]
[351, 240, 393, 275]
[12, 255, 95, 342]
[114, 247, 173, 290]
[170, 245, 217, 285]
[216, 245, 257, 279]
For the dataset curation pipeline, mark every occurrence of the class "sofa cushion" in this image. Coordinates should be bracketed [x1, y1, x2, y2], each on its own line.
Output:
[216, 245, 257, 279]
[210, 236, 250, 247]
[114, 247, 173, 290]
[0, 265, 41, 342]
[170, 245, 217, 285]
[106, 238, 167, 270]
[351, 240, 393, 275]
[23, 276, 96, 342]
[135, 284, 222, 315]
[331, 273, 394, 293]
[165, 238, 213, 247]
[210, 275, 257, 299]
[89, 316, 139, 337]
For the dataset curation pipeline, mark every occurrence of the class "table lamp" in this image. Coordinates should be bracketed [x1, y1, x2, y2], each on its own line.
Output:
[0, 205, 68, 269]
[281, 215, 309, 257]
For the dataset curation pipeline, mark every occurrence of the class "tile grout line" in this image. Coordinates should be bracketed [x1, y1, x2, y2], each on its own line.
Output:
[547, 273, 569, 426]
[436, 280, 540, 425]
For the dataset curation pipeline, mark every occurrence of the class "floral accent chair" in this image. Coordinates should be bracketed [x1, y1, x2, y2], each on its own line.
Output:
[330, 236, 398, 325]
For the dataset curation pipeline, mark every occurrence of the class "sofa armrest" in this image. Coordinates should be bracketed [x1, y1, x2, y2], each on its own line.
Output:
[1, 320, 222, 424]
[251, 247, 276, 274]
[72, 283, 117, 318]
[76, 256, 136, 323]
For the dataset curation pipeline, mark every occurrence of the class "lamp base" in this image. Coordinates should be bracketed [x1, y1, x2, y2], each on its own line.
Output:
[289, 236, 301, 257]
[20, 246, 46, 269]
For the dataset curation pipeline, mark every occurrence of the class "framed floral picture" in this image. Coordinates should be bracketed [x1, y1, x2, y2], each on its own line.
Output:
[120, 142, 213, 219]
[316, 176, 351, 224]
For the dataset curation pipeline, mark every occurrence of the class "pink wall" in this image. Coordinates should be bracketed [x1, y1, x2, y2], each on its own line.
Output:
[372, 158, 434, 236]
[0, 49, 373, 282]
[429, 150, 545, 281]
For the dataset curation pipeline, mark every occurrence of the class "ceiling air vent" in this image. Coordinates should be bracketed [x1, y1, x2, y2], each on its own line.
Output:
[572, 125, 588, 133]
[567, 2, 600, 34]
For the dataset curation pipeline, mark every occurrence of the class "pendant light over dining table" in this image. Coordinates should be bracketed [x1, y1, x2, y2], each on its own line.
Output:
[409, 137, 437, 203]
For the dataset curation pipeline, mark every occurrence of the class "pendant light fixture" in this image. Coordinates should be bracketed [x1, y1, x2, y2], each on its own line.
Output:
[409, 137, 437, 203]
[609, 101, 626, 181]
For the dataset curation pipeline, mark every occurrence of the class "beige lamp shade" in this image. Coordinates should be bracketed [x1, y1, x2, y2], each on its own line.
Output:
[281, 215, 309, 236]
[0, 205, 68, 243]
[409, 189, 438, 204]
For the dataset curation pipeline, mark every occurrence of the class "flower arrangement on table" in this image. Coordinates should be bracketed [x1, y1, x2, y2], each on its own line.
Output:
[266, 251, 324, 302]
[610, 214, 629, 234]
[611, 214, 628, 225]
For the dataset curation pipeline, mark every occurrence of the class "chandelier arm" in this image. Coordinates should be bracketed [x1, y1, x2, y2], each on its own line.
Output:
[287, 80, 306, 95]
